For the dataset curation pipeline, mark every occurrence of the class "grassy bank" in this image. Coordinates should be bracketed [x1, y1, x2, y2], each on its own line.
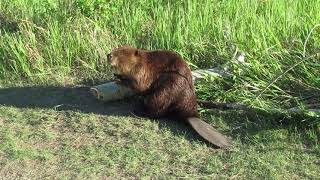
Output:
[0, 0, 319, 178]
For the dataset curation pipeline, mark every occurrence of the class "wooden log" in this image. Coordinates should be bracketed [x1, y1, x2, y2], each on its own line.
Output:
[90, 81, 135, 101]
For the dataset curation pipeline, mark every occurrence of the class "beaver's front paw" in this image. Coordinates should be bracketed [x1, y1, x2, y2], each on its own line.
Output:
[114, 74, 129, 85]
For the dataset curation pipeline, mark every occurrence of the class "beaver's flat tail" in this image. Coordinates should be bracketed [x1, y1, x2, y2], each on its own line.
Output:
[187, 117, 231, 148]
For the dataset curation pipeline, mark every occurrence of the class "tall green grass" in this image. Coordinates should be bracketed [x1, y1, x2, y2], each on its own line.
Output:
[0, 0, 319, 125]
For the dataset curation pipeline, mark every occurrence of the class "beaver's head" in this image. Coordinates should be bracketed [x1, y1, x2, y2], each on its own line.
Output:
[107, 45, 144, 75]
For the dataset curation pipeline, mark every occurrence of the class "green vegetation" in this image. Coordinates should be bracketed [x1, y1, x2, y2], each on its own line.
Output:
[0, 0, 319, 178]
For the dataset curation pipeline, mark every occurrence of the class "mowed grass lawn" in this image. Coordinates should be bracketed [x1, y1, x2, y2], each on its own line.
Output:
[0, 0, 319, 179]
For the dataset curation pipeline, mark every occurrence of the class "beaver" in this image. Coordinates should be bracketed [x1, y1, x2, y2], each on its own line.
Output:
[107, 45, 231, 148]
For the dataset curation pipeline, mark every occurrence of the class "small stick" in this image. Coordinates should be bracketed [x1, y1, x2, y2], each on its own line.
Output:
[197, 100, 251, 111]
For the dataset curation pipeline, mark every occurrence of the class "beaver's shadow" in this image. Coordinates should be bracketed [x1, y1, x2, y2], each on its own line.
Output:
[0, 85, 132, 116]
[0, 85, 217, 146]
[0, 85, 307, 148]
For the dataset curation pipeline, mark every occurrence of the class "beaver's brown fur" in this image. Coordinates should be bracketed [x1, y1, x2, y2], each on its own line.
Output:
[107, 45, 230, 148]
[108, 45, 197, 119]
